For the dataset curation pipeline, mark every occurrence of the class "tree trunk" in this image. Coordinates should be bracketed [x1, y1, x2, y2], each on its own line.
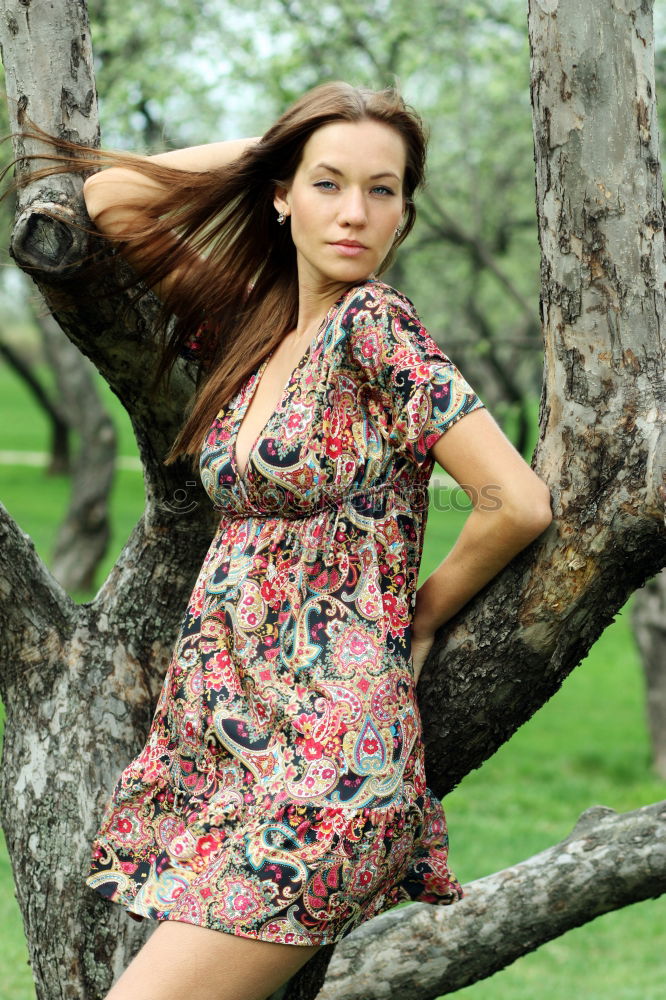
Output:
[0, 2, 216, 998]
[34, 304, 117, 593]
[0, 1, 664, 1000]
[632, 570, 666, 779]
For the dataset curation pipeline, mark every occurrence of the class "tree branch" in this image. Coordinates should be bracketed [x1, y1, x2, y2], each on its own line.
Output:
[419, 191, 537, 319]
[464, 274, 536, 454]
[317, 801, 666, 1000]
[0, 0, 208, 523]
[416, 0, 666, 802]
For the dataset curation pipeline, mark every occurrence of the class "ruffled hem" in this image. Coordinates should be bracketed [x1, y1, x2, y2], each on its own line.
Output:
[86, 789, 463, 945]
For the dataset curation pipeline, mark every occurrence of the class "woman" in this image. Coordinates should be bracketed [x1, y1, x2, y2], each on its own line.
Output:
[62, 82, 551, 998]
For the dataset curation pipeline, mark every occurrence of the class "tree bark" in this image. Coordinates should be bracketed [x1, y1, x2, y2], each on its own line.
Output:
[0, 1, 664, 999]
[0, 2, 216, 998]
[632, 570, 666, 778]
[416, 0, 666, 797]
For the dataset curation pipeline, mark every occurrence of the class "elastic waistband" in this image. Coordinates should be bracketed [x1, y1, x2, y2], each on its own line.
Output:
[223, 478, 429, 523]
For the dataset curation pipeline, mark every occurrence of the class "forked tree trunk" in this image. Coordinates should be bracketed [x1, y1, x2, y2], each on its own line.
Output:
[0, 1, 664, 999]
[0, 3, 216, 998]
[417, 0, 665, 801]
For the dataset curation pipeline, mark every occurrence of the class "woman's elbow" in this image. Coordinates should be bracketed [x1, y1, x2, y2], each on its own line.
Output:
[527, 497, 554, 537]
[82, 167, 136, 222]
[501, 480, 553, 538]
[83, 171, 108, 222]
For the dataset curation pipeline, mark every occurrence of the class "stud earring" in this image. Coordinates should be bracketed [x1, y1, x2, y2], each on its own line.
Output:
[395, 224, 403, 237]
[277, 212, 287, 225]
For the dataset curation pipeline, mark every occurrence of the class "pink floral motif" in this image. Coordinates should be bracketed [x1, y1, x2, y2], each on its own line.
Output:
[302, 738, 324, 760]
[325, 437, 343, 458]
[196, 835, 219, 857]
[292, 712, 317, 735]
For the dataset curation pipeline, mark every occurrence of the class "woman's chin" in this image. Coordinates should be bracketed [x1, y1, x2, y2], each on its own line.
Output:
[297, 254, 379, 290]
[327, 262, 376, 285]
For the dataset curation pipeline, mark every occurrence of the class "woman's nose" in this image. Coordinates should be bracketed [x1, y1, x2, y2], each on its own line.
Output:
[337, 188, 368, 226]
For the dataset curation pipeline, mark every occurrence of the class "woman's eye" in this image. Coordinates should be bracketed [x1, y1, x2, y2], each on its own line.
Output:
[313, 180, 395, 196]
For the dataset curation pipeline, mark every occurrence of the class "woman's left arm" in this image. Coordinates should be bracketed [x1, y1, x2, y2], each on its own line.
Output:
[411, 406, 552, 674]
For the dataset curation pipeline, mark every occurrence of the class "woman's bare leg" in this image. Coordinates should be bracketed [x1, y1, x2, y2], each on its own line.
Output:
[105, 919, 321, 1000]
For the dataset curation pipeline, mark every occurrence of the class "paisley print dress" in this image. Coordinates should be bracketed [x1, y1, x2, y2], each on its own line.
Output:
[86, 278, 486, 946]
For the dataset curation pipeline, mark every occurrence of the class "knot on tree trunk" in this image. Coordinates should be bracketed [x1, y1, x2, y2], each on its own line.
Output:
[570, 804, 617, 835]
[11, 200, 89, 278]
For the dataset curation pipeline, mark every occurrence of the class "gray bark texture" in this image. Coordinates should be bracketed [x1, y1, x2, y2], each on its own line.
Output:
[0, 1, 663, 999]
[632, 569, 666, 778]
[0, 2, 217, 999]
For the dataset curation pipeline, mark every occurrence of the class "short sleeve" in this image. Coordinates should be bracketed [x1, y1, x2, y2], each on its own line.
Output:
[345, 285, 486, 469]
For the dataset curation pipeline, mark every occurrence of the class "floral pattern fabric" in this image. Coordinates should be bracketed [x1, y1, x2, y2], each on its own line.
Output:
[86, 278, 485, 945]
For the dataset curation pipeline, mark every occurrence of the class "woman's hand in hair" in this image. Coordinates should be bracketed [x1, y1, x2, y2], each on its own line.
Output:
[83, 169, 192, 300]
[83, 137, 262, 223]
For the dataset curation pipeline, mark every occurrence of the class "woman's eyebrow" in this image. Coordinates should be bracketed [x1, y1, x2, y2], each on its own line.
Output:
[310, 161, 401, 181]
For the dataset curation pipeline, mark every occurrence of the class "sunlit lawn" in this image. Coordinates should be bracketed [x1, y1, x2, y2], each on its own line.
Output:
[0, 360, 664, 998]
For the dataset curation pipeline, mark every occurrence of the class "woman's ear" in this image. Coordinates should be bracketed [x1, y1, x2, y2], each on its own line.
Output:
[273, 184, 290, 218]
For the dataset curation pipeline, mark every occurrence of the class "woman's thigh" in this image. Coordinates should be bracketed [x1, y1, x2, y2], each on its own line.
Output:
[105, 919, 322, 1000]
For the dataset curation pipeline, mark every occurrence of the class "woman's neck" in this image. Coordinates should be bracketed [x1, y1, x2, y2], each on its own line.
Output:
[293, 285, 344, 338]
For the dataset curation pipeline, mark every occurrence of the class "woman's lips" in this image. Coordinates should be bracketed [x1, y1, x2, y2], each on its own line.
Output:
[331, 241, 368, 257]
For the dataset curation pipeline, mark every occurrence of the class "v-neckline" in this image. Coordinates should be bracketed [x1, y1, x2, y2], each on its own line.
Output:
[231, 288, 350, 483]
[232, 347, 308, 483]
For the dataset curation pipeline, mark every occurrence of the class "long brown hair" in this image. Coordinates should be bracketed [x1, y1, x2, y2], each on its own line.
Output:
[4, 81, 428, 463]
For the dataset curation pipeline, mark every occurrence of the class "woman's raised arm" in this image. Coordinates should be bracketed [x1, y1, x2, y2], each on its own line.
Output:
[82, 137, 260, 299]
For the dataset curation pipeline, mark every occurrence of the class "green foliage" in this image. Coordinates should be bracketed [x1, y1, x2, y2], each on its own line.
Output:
[87, 0, 232, 148]
[7, 0, 663, 434]
[0, 63, 17, 256]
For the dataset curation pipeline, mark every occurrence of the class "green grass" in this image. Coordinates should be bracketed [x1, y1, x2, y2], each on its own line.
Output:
[1, 359, 665, 998]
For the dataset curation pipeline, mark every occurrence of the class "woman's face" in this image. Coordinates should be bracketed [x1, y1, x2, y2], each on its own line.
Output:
[274, 119, 407, 293]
